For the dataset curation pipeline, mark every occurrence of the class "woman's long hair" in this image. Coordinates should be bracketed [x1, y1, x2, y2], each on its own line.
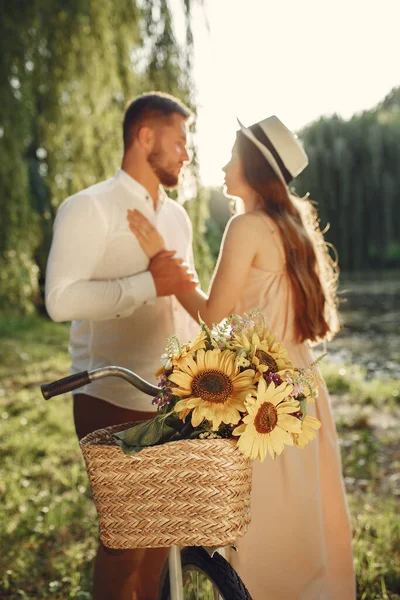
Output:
[236, 128, 340, 344]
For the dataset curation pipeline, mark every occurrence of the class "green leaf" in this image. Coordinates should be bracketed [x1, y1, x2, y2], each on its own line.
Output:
[299, 397, 308, 422]
[112, 413, 180, 454]
[113, 439, 147, 456]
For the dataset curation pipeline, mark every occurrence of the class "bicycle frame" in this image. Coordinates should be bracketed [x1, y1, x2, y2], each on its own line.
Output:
[168, 546, 184, 600]
[41, 366, 230, 600]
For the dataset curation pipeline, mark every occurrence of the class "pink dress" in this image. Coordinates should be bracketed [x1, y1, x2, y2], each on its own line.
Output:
[230, 215, 356, 600]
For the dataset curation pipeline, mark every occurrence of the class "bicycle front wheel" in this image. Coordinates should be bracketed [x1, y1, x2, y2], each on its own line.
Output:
[159, 546, 252, 600]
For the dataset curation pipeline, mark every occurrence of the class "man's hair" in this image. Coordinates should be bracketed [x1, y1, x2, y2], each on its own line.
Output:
[123, 91, 193, 150]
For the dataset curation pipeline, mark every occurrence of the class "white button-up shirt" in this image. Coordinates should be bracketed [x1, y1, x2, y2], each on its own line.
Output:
[45, 169, 199, 410]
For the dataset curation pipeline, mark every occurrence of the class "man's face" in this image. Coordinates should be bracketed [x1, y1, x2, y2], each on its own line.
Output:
[148, 113, 190, 188]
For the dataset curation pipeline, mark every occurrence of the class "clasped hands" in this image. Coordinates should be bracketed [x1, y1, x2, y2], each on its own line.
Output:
[127, 209, 198, 297]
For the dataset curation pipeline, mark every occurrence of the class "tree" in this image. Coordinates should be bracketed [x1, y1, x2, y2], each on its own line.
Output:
[295, 87, 400, 271]
[0, 0, 210, 312]
[0, 2, 40, 312]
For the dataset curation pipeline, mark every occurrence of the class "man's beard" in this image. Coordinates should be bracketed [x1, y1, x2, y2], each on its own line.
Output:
[148, 149, 179, 189]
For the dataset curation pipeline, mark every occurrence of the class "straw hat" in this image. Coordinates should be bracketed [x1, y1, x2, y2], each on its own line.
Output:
[237, 115, 308, 185]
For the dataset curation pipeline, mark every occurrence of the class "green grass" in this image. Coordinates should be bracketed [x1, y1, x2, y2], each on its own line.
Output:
[0, 315, 96, 599]
[321, 361, 400, 408]
[350, 495, 400, 600]
[0, 315, 399, 599]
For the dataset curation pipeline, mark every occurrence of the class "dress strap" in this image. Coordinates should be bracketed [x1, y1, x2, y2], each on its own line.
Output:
[260, 213, 286, 263]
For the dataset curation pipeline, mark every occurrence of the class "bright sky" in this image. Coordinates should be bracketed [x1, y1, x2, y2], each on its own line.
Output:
[180, 0, 400, 186]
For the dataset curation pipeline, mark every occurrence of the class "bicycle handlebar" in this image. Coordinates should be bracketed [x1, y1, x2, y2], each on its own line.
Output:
[41, 366, 160, 400]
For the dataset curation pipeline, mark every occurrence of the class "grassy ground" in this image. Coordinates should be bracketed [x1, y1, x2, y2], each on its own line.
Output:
[0, 315, 399, 599]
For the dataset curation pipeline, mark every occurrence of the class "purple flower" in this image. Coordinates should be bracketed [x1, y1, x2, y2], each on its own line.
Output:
[158, 373, 169, 387]
[264, 371, 283, 386]
[152, 386, 175, 408]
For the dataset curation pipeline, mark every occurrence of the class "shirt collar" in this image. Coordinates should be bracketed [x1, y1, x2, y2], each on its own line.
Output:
[116, 169, 166, 213]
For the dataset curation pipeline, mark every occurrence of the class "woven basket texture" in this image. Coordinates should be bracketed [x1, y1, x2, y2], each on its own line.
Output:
[80, 422, 252, 549]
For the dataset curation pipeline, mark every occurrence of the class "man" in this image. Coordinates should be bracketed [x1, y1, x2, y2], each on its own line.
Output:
[45, 92, 199, 600]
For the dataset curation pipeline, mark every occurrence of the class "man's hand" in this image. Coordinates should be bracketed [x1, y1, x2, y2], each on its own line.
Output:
[149, 250, 199, 297]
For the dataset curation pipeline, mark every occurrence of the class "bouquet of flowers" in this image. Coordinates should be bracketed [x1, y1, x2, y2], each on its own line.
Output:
[113, 311, 323, 461]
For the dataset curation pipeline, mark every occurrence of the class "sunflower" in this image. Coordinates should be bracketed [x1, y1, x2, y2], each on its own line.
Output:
[173, 330, 207, 368]
[228, 321, 272, 352]
[233, 328, 295, 380]
[169, 348, 255, 430]
[156, 330, 207, 377]
[232, 378, 301, 461]
[293, 415, 321, 449]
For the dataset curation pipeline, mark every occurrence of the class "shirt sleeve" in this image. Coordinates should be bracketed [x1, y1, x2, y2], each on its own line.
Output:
[180, 204, 199, 277]
[45, 194, 156, 322]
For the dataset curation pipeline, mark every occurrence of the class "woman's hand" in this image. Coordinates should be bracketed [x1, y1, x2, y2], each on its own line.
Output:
[127, 209, 166, 259]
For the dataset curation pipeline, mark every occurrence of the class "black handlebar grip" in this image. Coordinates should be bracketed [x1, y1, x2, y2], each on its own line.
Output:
[41, 371, 91, 400]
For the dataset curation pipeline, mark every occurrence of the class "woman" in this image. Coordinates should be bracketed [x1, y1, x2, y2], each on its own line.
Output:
[128, 116, 356, 599]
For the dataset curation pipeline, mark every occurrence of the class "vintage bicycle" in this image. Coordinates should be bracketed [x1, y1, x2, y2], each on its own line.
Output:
[41, 366, 253, 600]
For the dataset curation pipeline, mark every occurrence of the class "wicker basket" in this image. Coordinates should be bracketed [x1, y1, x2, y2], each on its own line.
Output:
[80, 422, 252, 549]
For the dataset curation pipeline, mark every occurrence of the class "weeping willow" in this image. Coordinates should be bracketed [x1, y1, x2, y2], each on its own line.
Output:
[0, 0, 212, 312]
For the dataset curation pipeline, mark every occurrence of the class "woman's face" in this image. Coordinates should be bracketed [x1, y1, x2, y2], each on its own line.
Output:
[222, 143, 249, 198]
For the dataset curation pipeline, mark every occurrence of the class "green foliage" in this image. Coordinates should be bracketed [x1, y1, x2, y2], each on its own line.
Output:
[320, 361, 399, 408]
[205, 218, 224, 264]
[296, 88, 400, 271]
[351, 497, 400, 600]
[0, 0, 205, 314]
[185, 187, 215, 288]
[0, 3, 41, 313]
[114, 413, 181, 454]
[0, 315, 94, 598]
[0, 314, 399, 598]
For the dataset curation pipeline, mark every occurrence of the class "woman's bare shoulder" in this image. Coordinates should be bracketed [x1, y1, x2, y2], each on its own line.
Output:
[227, 210, 274, 234]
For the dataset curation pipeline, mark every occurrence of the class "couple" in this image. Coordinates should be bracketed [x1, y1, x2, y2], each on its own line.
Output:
[45, 91, 355, 600]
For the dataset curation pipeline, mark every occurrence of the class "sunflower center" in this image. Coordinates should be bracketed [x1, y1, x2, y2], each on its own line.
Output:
[254, 402, 278, 434]
[192, 369, 233, 404]
[255, 349, 279, 373]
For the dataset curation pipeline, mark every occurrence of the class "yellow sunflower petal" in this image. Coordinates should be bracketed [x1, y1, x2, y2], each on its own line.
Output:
[232, 369, 256, 388]
[167, 371, 185, 385]
[184, 397, 203, 408]
[204, 348, 221, 370]
[220, 406, 241, 425]
[277, 413, 302, 433]
[168, 371, 193, 389]
[233, 388, 254, 404]
[155, 365, 166, 378]
[196, 349, 206, 371]
[277, 401, 301, 414]
[237, 426, 258, 460]
[276, 426, 294, 447]
[174, 398, 192, 412]
[266, 435, 275, 459]
[183, 355, 200, 377]
[257, 377, 268, 396]
[220, 350, 236, 377]
[266, 382, 293, 406]
[232, 423, 246, 436]
[191, 331, 207, 352]
[191, 407, 206, 427]
[293, 414, 321, 449]
[269, 427, 286, 455]
[304, 415, 321, 429]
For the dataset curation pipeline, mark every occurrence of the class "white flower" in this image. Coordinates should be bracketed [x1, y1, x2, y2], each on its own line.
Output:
[160, 353, 173, 370]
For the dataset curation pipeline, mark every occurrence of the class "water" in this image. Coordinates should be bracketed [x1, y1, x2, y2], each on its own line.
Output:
[315, 271, 400, 380]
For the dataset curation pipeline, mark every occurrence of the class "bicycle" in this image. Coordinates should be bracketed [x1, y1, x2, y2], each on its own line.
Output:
[41, 366, 253, 600]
